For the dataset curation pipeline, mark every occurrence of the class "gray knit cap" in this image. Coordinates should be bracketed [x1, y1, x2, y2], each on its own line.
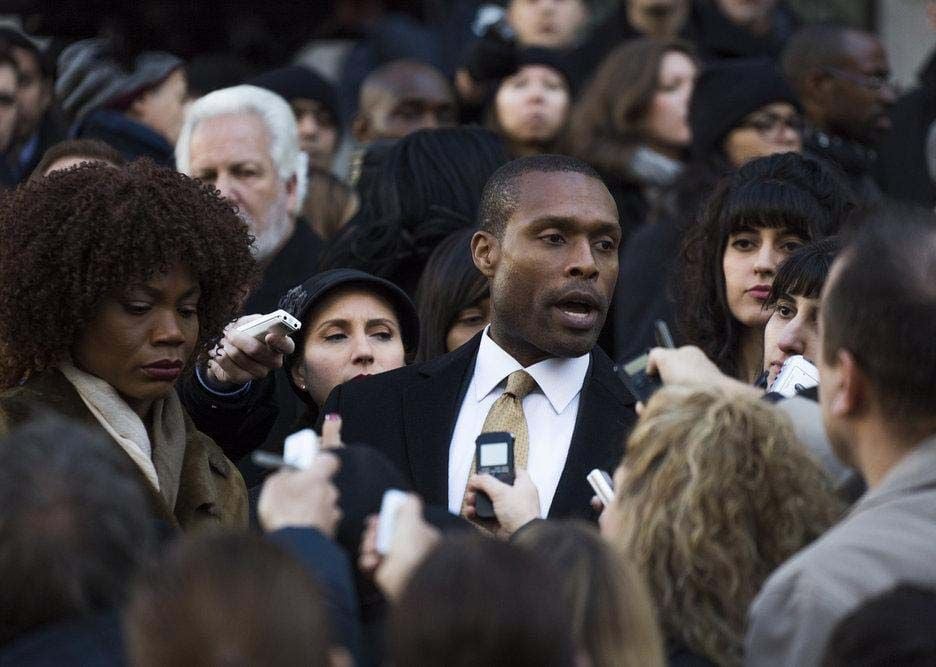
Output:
[55, 38, 183, 123]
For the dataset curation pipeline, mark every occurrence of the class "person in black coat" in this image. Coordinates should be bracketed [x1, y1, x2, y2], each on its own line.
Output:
[55, 39, 186, 166]
[875, 48, 936, 208]
[321, 155, 636, 524]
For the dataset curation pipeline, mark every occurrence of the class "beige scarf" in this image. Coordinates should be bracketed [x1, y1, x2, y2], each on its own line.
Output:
[58, 361, 187, 511]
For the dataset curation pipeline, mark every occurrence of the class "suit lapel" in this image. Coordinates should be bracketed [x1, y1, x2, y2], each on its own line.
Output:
[401, 335, 479, 506]
[548, 348, 636, 519]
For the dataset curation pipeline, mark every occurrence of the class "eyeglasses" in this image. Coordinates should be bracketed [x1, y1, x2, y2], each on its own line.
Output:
[822, 66, 896, 92]
[737, 112, 805, 139]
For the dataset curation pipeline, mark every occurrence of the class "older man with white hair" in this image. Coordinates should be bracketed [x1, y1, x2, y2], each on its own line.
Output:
[176, 85, 321, 469]
[176, 84, 319, 313]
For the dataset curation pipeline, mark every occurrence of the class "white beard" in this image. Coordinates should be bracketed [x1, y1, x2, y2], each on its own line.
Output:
[247, 192, 294, 263]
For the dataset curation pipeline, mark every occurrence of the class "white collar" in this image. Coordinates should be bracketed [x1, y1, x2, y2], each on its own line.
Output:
[473, 326, 590, 414]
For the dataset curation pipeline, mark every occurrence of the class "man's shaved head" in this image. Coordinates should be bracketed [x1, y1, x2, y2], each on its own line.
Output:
[354, 60, 457, 142]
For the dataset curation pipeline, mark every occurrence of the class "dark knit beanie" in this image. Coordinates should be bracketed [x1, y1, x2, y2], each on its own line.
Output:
[55, 38, 182, 123]
[249, 64, 341, 132]
[689, 58, 800, 160]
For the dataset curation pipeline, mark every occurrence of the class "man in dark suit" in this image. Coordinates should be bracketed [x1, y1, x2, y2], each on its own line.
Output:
[322, 154, 635, 522]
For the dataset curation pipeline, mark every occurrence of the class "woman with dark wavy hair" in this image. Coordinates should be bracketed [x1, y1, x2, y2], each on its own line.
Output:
[0, 160, 256, 530]
[320, 126, 509, 295]
[414, 228, 489, 363]
[677, 152, 852, 381]
[565, 37, 698, 242]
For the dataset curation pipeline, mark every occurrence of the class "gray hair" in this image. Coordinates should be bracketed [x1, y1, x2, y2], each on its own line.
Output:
[175, 84, 308, 214]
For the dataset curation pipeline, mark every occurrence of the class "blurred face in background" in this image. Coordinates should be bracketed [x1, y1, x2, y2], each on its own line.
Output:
[715, 0, 778, 30]
[723, 102, 802, 168]
[292, 98, 339, 169]
[641, 50, 696, 158]
[355, 65, 457, 143]
[507, 0, 589, 49]
[446, 296, 491, 353]
[0, 63, 16, 152]
[10, 45, 50, 141]
[626, 0, 690, 38]
[131, 69, 188, 145]
[820, 31, 896, 146]
[495, 65, 570, 150]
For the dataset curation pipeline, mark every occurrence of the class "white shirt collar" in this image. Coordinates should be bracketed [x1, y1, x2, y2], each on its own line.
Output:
[473, 326, 590, 414]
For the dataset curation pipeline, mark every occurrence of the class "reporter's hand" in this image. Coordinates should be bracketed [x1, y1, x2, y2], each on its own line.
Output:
[258, 452, 342, 536]
[205, 314, 296, 389]
[647, 345, 758, 396]
[373, 496, 440, 601]
[465, 469, 541, 538]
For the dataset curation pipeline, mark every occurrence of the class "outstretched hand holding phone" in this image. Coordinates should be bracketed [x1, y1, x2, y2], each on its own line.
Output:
[205, 312, 297, 389]
[359, 495, 440, 601]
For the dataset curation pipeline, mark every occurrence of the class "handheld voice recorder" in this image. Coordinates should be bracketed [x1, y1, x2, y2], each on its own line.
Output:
[474, 432, 515, 520]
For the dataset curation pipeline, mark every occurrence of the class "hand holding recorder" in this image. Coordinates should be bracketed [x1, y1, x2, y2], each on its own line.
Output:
[205, 310, 300, 390]
[466, 469, 541, 538]
[359, 493, 440, 600]
[257, 452, 342, 536]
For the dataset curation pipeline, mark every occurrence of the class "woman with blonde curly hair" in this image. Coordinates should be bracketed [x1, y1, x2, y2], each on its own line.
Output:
[601, 386, 842, 666]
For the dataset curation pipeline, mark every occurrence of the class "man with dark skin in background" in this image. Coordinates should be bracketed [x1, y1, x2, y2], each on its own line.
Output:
[352, 60, 457, 143]
[321, 155, 636, 526]
[783, 25, 897, 204]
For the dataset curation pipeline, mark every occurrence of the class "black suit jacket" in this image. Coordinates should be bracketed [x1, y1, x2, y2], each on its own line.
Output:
[320, 333, 636, 520]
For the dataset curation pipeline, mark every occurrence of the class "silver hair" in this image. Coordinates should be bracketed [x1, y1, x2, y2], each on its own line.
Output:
[175, 84, 308, 214]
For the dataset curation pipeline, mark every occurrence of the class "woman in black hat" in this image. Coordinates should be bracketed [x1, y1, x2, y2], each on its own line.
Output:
[279, 268, 419, 425]
[181, 269, 418, 470]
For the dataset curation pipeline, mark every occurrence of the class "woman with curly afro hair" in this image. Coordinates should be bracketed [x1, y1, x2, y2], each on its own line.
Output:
[601, 385, 843, 666]
[0, 159, 257, 530]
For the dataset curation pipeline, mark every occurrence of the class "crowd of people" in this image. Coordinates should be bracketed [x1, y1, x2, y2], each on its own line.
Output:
[1, 1, 936, 665]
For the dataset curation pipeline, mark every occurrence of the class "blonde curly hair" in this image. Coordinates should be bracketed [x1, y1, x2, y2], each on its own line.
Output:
[608, 386, 843, 666]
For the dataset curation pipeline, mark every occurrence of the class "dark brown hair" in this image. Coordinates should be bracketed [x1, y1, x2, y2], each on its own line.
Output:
[30, 138, 125, 180]
[564, 37, 697, 177]
[822, 207, 936, 429]
[302, 165, 359, 241]
[513, 521, 665, 667]
[678, 153, 852, 378]
[0, 159, 257, 387]
[414, 228, 488, 362]
[124, 531, 331, 666]
[389, 534, 577, 667]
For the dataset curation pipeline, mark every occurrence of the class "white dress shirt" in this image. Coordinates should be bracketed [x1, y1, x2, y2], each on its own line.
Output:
[447, 327, 590, 517]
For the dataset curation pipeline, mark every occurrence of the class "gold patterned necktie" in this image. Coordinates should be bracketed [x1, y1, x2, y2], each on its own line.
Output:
[460, 370, 539, 518]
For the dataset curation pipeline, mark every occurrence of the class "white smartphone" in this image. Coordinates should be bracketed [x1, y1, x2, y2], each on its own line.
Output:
[376, 489, 408, 555]
[587, 469, 615, 507]
[770, 355, 820, 398]
[235, 309, 301, 342]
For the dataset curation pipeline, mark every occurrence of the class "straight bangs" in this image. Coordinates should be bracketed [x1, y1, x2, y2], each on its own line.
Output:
[766, 237, 840, 307]
[720, 179, 828, 241]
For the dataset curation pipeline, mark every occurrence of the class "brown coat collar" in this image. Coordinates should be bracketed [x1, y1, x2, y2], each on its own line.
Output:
[0, 370, 247, 531]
